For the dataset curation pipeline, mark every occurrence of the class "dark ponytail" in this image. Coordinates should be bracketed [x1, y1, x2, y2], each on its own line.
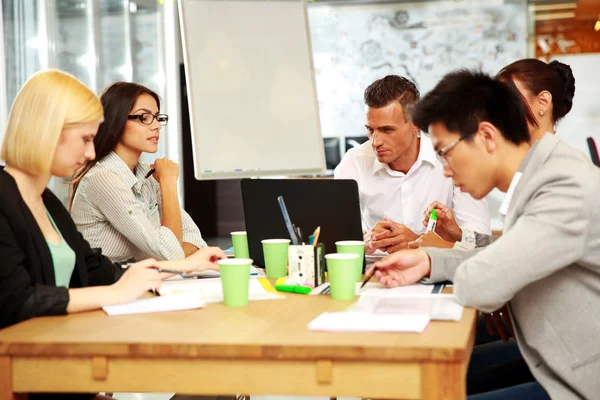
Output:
[496, 58, 576, 124]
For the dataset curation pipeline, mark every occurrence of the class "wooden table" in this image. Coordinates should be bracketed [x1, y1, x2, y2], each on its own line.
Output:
[0, 293, 476, 400]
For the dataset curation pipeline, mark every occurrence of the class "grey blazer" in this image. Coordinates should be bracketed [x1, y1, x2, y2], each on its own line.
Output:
[424, 134, 600, 399]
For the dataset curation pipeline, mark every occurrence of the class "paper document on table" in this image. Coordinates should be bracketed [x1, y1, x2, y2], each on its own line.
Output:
[365, 249, 387, 265]
[102, 292, 205, 316]
[355, 293, 464, 321]
[308, 312, 430, 333]
[166, 266, 263, 280]
[158, 278, 284, 303]
[358, 282, 435, 296]
[310, 282, 434, 296]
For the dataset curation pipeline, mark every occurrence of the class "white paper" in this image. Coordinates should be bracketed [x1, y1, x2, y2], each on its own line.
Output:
[102, 292, 205, 316]
[310, 282, 435, 296]
[308, 312, 430, 333]
[174, 266, 263, 279]
[158, 278, 283, 303]
[355, 293, 464, 321]
[357, 282, 435, 296]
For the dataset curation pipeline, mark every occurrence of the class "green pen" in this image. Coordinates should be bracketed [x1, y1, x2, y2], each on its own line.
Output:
[426, 209, 437, 232]
[275, 284, 312, 294]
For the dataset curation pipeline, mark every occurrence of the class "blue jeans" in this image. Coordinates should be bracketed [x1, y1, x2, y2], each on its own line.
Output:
[468, 381, 549, 400]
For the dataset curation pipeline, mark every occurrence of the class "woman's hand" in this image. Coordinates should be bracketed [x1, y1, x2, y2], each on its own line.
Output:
[152, 158, 179, 185]
[158, 246, 227, 274]
[112, 259, 163, 304]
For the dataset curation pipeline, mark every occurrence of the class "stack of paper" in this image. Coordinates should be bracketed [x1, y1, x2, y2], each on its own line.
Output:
[102, 292, 205, 316]
[308, 312, 430, 333]
[158, 278, 284, 303]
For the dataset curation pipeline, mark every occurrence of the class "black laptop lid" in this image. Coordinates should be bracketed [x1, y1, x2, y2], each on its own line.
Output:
[241, 179, 363, 267]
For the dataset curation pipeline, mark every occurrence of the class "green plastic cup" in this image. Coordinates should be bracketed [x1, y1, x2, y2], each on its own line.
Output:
[325, 253, 360, 300]
[231, 231, 250, 259]
[261, 239, 290, 278]
[335, 240, 365, 282]
[218, 258, 252, 307]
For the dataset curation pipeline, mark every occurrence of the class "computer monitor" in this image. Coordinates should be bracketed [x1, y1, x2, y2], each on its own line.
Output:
[344, 136, 369, 153]
[241, 179, 363, 268]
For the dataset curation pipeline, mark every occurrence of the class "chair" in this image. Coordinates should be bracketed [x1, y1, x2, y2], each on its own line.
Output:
[587, 137, 599, 167]
[323, 137, 342, 170]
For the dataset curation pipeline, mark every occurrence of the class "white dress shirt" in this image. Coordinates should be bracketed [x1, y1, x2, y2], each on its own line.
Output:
[334, 134, 491, 235]
[71, 152, 206, 262]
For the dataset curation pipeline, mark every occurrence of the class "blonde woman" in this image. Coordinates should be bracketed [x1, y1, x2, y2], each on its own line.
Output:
[0, 71, 224, 398]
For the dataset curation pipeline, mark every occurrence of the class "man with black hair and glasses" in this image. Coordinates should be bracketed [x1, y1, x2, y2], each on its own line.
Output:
[369, 70, 600, 400]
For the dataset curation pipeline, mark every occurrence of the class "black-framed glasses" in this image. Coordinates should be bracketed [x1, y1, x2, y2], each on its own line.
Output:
[436, 133, 473, 166]
[127, 113, 169, 126]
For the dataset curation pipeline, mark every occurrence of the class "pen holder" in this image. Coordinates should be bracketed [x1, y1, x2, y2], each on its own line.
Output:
[288, 243, 325, 287]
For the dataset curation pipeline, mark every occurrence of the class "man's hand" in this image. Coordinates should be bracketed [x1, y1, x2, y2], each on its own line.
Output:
[368, 218, 419, 253]
[423, 201, 463, 242]
[366, 249, 431, 287]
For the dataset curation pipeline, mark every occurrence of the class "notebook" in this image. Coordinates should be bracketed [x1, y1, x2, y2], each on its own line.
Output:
[102, 292, 205, 316]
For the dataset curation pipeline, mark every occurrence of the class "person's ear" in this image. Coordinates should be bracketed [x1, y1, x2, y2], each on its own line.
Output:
[536, 90, 552, 117]
[476, 121, 499, 154]
[410, 122, 420, 136]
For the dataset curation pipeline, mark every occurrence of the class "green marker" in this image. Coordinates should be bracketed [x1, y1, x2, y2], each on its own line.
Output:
[275, 284, 312, 294]
[426, 209, 437, 232]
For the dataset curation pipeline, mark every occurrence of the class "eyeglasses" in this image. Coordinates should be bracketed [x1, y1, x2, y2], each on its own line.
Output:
[436, 133, 473, 166]
[127, 113, 169, 126]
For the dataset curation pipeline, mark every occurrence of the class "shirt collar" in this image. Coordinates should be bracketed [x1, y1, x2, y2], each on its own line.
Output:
[97, 152, 151, 190]
[498, 140, 540, 220]
[371, 133, 436, 176]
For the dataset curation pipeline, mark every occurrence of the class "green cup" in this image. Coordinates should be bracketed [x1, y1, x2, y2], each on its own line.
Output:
[335, 240, 365, 282]
[261, 239, 291, 278]
[231, 231, 250, 258]
[325, 253, 360, 300]
[218, 258, 252, 307]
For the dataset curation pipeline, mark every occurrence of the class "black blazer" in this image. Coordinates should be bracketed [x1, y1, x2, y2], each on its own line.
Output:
[0, 167, 122, 330]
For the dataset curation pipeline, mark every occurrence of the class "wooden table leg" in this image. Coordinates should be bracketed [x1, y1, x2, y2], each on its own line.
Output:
[422, 362, 465, 400]
[0, 357, 27, 400]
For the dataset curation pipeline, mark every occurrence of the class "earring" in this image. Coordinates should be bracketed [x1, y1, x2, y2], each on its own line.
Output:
[539, 111, 544, 116]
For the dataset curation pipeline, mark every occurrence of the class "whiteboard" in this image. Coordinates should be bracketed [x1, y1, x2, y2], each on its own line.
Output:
[179, 0, 326, 180]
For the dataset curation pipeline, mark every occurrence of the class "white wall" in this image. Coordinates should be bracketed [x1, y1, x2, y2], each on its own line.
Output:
[550, 53, 600, 158]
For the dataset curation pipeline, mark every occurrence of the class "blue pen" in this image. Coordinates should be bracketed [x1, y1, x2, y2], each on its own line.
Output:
[277, 195, 299, 245]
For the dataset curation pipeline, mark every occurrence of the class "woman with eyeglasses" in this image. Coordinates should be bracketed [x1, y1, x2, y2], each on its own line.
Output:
[70, 82, 206, 263]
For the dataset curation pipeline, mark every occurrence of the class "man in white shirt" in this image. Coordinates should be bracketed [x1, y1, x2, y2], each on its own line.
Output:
[334, 75, 490, 253]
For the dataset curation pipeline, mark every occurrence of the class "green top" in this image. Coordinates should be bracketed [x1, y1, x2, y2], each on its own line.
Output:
[45, 208, 76, 288]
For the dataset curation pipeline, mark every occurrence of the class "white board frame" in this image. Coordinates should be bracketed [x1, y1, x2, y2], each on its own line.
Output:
[178, 0, 326, 180]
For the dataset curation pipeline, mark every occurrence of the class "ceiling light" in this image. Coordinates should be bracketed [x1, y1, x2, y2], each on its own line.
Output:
[535, 12, 576, 21]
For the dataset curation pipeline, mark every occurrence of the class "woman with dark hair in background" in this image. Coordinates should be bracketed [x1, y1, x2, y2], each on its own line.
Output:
[70, 82, 207, 264]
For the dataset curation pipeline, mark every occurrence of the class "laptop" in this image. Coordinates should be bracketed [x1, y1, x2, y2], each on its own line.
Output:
[241, 179, 363, 268]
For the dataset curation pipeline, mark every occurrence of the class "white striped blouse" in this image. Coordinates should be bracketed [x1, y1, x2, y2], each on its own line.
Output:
[71, 152, 206, 262]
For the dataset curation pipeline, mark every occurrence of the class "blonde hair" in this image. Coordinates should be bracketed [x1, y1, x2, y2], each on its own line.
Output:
[0, 69, 103, 175]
